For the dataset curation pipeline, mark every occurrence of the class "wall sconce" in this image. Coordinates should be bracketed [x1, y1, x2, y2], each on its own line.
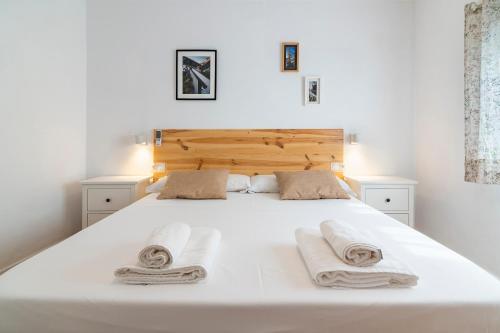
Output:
[348, 133, 358, 145]
[135, 134, 148, 145]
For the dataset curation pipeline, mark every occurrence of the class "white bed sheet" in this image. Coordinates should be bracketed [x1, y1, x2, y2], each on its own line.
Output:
[0, 192, 499, 333]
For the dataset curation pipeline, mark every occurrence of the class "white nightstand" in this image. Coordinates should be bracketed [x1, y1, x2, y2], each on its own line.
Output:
[345, 176, 418, 227]
[80, 176, 151, 229]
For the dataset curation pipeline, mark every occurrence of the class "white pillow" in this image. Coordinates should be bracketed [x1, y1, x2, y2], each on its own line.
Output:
[247, 174, 357, 196]
[146, 174, 251, 193]
[226, 174, 251, 192]
[336, 176, 357, 198]
[249, 175, 279, 193]
[146, 176, 167, 193]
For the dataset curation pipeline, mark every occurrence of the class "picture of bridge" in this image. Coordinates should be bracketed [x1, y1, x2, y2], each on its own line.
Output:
[176, 49, 216, 100]
[182, 56, 211, 94]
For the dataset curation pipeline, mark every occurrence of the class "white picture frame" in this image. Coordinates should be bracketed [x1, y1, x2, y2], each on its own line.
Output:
[304, 76, 321, 105]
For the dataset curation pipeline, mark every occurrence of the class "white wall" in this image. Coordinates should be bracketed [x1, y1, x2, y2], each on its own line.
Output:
[0, 0, 86, 270]
[1, 0, 497, 277]
[87, 0, 416, 179]
[415, 0, 500, 277]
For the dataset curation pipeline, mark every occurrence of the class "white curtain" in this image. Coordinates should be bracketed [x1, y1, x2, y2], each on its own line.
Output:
[464, 0, 500, 184]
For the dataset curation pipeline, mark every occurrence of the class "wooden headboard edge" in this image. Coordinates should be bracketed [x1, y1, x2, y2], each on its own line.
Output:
[152, 129, 344, 180]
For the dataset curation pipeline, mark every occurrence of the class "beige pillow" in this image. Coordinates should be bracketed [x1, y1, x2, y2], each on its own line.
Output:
[157, 169, 229, 200]
[274, 170, 350, 200]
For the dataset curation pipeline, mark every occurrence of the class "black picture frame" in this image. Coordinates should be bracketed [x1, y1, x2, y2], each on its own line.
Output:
[176, 49, 217, 100]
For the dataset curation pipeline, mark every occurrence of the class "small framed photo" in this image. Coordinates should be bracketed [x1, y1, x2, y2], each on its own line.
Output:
[176, 49, 217, 100]
[281, 42, 299, 72]
[304, 76, 321, 105]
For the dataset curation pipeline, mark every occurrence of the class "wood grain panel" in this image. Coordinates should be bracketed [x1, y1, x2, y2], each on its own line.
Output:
[153, 129, 344, 180]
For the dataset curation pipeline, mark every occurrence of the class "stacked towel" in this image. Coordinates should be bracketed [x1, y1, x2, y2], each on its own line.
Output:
[296, 228, 418, 288]
[115, 227, 221, 285]
[320, 220, 382, 267]
[138, 223, 191, 268]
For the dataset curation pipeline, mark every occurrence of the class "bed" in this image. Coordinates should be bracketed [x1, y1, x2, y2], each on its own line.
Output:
[1, 192, 500, 332]
[0, 129, 499, 332]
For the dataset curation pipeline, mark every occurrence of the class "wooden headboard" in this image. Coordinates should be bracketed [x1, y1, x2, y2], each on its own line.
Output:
[153, 129, 343, 180]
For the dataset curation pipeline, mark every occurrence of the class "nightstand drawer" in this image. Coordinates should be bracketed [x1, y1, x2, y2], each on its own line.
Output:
[81, 176, 150, 229]
[365, 188, 409, 211]
[386, 213, 409, 225]
[87, 213, 112, 226]
[87, 188, 131, 211]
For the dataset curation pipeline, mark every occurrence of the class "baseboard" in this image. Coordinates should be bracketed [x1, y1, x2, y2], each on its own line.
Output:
[0, 237, 67, 275]
[0, 257, 29, 275]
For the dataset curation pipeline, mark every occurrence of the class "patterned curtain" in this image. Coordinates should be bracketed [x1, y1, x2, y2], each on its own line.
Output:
[464, 0, 500, 184]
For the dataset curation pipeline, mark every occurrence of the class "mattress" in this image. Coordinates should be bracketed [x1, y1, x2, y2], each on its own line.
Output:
[0, 192, 499, 333]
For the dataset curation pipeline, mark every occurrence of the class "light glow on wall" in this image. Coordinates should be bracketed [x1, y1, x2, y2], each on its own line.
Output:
[344, 143, 372, 176]
[122, 144, 153, 175]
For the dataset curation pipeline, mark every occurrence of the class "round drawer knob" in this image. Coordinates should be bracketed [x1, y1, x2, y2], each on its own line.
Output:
[385, 198, 391, 203]
[105, 198, 111, 203]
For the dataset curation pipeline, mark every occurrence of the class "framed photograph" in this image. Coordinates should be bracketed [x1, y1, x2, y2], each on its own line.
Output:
[281, 42, 299, 72]
[304, 76, 321, 105]
[176, 49, 217, 100]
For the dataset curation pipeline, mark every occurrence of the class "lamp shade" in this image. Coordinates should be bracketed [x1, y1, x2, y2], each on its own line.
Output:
[349, 133, 358, 145]
[135, 134, 148, 145]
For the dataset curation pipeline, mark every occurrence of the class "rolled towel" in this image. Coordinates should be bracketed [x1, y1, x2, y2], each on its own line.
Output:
[115, 227, 221, 284]
[138, 223, 191, 268]
[320, 219, 382, 267]
[296, 228, 418, 288]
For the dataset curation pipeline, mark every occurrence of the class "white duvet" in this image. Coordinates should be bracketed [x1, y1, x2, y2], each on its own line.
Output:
[0, 192, 499, 333]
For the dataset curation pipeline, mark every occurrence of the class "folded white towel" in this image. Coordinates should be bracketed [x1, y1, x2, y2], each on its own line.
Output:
[320, 219, 382, 267]
[296, 228, 418, 288]
[116, 227, 221, 284]
[138, 223, 191, 268]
